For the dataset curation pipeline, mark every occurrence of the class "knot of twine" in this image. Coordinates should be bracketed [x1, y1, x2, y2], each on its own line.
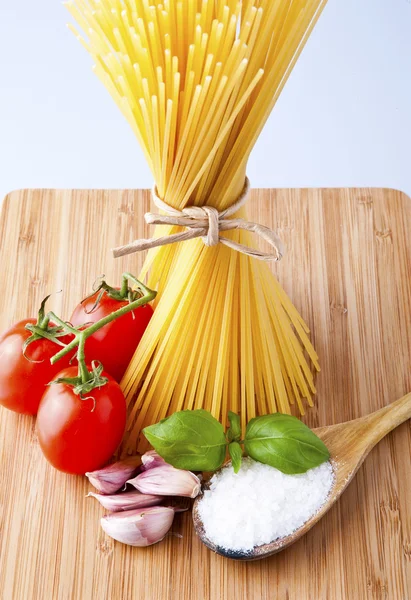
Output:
[112, 177, 284, 262]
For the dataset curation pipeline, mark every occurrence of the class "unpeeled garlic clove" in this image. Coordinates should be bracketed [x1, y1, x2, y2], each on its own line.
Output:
[101, 506, 175, 547]
[141, 450, 166, 470]
[86, 456, 141, 495]
[87, 490, 161, 512]
[128, 465, 201, 498]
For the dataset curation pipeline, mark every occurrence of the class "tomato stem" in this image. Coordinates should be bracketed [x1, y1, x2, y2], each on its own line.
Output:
[77, 335, 91, 383]
[39, 315, 51, 330]
[119, 274, 129, 299]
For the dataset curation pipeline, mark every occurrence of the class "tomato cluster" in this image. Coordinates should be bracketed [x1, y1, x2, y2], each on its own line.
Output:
[0, 282, 153, 475]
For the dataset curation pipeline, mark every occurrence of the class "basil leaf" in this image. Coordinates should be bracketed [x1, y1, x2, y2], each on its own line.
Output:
[228, 442, 243, 474]
[227, 411, 241, 442]
[143, 409, 227, 471]
[244, 414, 329, 474]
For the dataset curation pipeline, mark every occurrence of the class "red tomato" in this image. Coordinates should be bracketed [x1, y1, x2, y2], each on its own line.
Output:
[70, 290, 153, 382]
[37, 367, 126, 474]
[0, 320, 73, 415]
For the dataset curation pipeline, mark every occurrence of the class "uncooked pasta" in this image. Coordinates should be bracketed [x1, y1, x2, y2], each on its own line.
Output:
[66, 0, 327, 451]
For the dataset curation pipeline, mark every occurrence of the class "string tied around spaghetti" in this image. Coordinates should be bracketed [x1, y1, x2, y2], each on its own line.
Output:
[112, 177, 284, 262]
[181, 205, 220, 247]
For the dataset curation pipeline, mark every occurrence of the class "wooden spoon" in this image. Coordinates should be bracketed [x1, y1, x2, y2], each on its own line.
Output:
[192, 393, 411, 561]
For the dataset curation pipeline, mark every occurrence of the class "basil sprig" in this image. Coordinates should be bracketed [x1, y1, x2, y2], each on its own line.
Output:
[143, 410, 329, 475]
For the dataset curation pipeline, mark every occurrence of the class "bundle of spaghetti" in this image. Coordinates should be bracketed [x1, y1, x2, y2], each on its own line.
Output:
[66, 0, 327, 451]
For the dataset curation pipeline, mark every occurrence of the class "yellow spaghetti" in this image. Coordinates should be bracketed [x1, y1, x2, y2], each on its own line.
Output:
[66, 0, 327, 451]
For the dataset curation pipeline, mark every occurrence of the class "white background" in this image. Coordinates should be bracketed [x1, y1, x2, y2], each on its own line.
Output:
[0, 0, 410, 202]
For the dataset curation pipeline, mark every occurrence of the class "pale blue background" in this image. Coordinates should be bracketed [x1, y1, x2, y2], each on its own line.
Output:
[0, 1, 410, 202]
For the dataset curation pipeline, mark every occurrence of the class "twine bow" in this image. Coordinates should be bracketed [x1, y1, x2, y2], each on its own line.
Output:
[112, 177, 284, 262]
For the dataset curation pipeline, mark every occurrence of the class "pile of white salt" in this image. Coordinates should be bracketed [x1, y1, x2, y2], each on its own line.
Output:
[197, 457, 334, 552]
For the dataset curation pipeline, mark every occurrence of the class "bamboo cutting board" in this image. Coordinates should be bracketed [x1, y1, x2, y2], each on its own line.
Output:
[0, 187, 410, 600]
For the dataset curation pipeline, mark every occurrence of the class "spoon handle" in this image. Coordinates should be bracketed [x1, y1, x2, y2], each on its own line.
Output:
[315, 393, 411, 465]
[358, 392, 411, 448]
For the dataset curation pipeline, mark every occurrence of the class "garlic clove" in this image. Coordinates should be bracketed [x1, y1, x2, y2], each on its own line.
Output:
[141, 450, 166, 470]
[128, 465, 201, 498]
[101, 506, 175, 546]
[172, 505, 189, 513]
[87, 490, 161, 512]
[86, 456, 141, 494]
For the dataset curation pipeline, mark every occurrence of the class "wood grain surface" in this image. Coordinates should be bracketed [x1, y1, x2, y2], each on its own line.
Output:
[0, 187, 410, 600]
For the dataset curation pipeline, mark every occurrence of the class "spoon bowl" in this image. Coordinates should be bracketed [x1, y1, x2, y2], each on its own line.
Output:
[193, 392, 411, 560]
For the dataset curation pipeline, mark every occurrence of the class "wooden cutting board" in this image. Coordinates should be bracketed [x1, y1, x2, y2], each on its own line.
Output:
[0, 187, 410, 600]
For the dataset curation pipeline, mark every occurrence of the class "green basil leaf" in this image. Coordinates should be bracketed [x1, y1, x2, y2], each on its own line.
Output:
[143, 409, 227, 471]
[244, 413, 330, 474]
[228, 442, 243, 474]
[227, 411, 241, 442]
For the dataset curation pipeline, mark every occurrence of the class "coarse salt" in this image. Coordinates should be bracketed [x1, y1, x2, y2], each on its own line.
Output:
[197, 457, 334, 552]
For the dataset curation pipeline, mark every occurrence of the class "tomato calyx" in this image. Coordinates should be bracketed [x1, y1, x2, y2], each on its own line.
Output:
[23, 295, 69, 361]
[81, 273, 145, 316]
[50, 360, 108, 399]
